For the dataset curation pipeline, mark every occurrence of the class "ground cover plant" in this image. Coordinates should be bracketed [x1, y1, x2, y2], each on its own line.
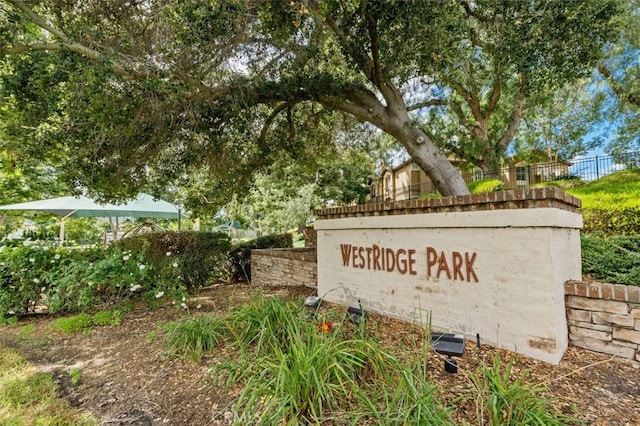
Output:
[0, 346, 95, 425]
[564, 169, 640, 236]
[581, 234, 640, 285]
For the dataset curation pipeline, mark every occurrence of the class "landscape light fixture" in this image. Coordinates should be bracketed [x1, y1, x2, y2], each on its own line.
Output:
[431, 332, 465, 374]
[304, 295, 322, 319]
[346, 299, 367, 325]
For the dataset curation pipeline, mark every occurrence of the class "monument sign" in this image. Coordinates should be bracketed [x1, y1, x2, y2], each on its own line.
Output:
[315, 189, 582, 364]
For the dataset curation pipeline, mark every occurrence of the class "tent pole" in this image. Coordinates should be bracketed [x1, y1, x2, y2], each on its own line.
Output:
[59, 210, 77, 247]
[59, 218, 65, 247]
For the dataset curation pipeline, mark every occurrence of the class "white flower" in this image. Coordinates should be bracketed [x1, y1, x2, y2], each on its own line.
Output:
[181, 296, 186, 302]
[196, 304, 202, 309]
[41, 287, 46, 292]
[54, 254, 61, 260]
[172, 262, 178, 268]
[180, 302, 187, 309]
[33, 278, 40, 284]
[29, 258, 35, 263]
[138, 264, 146, 270]
[50, 260, 55, 263]
[122, 255, 130, 261]
[155, 291, 164, 298]
[129, 284, 142, 292]
[166, 251, 172, 257]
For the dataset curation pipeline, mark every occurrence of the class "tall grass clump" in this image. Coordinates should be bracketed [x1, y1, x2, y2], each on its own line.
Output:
[164, 314, 228, 361]
[211, 296, 452, 425]
[225, 295, 302, 351]
[468, 355, 583, 425]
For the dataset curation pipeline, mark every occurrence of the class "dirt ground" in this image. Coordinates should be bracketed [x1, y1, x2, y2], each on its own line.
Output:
[0, 284, 639, 425]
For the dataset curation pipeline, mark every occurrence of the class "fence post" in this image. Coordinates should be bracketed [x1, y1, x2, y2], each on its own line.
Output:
[595, 156, 599, 180]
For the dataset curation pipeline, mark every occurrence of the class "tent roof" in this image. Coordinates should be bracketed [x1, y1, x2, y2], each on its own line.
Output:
[0, 193, 180, 219]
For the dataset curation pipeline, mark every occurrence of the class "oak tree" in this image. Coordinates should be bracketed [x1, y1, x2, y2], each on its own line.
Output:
[0, 0, 620, 205]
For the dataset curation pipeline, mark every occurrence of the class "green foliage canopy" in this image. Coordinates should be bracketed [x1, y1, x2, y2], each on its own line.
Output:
[0, 0, 621, 206]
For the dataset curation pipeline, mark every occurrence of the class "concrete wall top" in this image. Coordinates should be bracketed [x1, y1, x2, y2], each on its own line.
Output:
[314, 188, 581, 220]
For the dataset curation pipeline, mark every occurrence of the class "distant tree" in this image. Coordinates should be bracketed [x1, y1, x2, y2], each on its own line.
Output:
[512, 82, 607, 163]
[0, 0, 620, 205]
[594, 0, 640, 155]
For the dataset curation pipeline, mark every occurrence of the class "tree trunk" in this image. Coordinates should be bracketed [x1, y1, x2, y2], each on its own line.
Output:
[333, 88, 471, 197]
[396, 126, 470, 197]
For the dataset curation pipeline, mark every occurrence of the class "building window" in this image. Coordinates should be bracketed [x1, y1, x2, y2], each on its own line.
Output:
[516, 166, 527, 182]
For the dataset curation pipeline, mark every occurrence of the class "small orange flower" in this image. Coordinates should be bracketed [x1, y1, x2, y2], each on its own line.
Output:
[318, 321, 333, 333]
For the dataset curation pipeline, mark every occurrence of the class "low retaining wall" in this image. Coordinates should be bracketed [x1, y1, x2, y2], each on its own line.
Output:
[251, 248, 317, 288]
[565, 280, 640, 361]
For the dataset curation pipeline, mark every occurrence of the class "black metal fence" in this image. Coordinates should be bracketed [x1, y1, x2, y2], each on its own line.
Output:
[566, 152, 640, 181]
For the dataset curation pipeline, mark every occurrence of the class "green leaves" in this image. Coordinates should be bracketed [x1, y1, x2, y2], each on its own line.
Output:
[0, 0, 625, 201]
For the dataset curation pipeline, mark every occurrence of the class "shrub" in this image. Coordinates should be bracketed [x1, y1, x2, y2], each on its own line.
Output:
[227, 233, 293, 282]
[116, 231, 232, 289]
[581, 234, 640, 286]
[468, 179, 503, 193]
[0, 245, 80, 316]
[581, 207, 640, 236]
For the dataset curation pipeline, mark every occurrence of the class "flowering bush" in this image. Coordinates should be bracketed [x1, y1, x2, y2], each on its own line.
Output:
[0, 243, 185, 318]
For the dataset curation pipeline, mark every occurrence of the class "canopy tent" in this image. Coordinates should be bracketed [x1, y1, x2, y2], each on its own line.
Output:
[0, 193, 181, 245]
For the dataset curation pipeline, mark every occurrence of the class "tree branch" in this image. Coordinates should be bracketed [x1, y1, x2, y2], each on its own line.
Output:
[407, 99, 448, 111]
[3, 0, 139, 80]
[597, 63, 640, 108]
[6, 0, 68, 42]
[258, 103, 290, 146]
[1, 42, 135, 79]
[497, 77, 527, 149]
[365, 7, 383, 87]
[485, 63, 504, 116]
[450, 100, 474, 132]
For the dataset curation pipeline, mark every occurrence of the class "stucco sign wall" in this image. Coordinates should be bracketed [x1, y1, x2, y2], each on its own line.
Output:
[316, 207, 582, 364]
